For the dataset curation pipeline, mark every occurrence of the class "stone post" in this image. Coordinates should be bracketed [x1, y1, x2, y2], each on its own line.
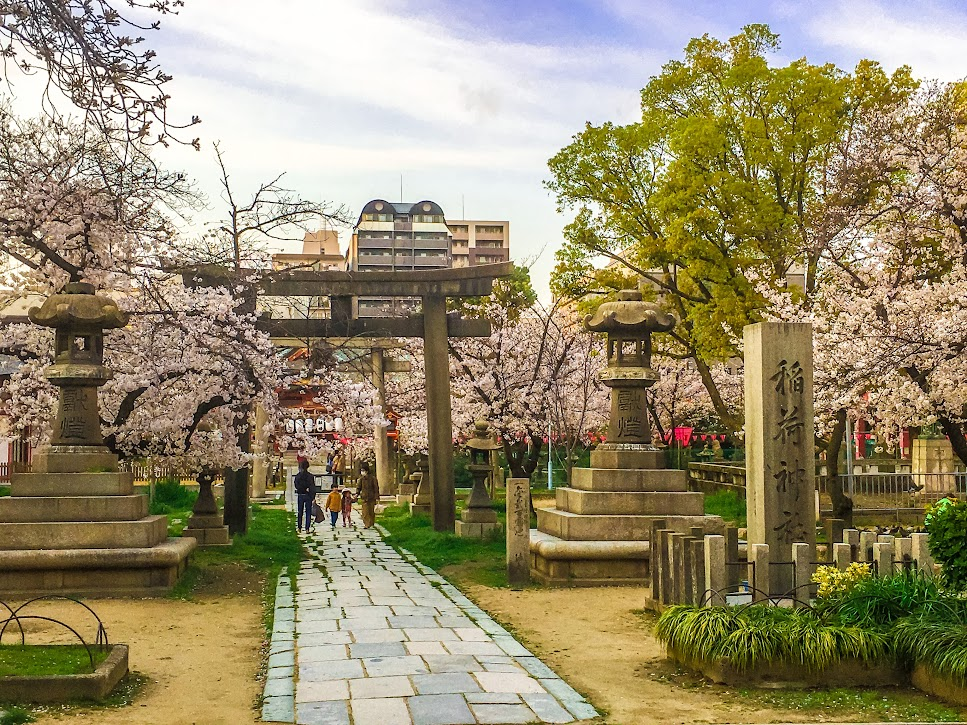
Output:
[844, 528, 860, 559]
[833, 543, 851, 571]
[911, 533, 934, 573]
[690, 539, 706, 606]
[749, 543, 771, 601]
[649, 519, 667, 601]
[859, 531, 876, 562]
[824, 519, 846, 562]
[682, 535, 696, 605]
[744, 322, 816, 593]
[506, 478, 530, 587]
[873, 541, 894, 578]
[725, 527, 741, 593]
[658, 529, 673, 605]
[182, 468, 231, 546]
[792, 542, 812, 602]
[894, 537, 913, 572]
[422, 295, 455, 533]
[671, 533, 686, 604]
[705, 535, 727, 606]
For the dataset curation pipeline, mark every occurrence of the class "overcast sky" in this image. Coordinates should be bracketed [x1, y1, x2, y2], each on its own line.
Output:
[77, 1, 967, 297]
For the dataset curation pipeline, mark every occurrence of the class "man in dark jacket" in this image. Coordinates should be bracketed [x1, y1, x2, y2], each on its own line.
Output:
[293, 459, 317, 533]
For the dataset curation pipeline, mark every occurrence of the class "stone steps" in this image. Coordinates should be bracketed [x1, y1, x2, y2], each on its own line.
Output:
[556, 487, 703, 515]
[0, 515, 168, 550]
[536, 508, 719, 542]
[11, 472, 134, 497]
[569, 467, 687, 492]
[0, 495, 148, 522]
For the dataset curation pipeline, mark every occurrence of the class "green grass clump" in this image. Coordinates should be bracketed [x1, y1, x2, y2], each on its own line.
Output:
[149, 478, 197, 515]
[0, 707, 33, 725]
[655, 604, 890, 672]
[703, 490, 746, 527]
[378, 504, 506, 587]
[823, 570, 951, 627]
[0, 645, 109, 677]
[894, 616, 967, 683]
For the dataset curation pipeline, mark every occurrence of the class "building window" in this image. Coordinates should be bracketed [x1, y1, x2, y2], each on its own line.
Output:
[475, 225, 503, 234]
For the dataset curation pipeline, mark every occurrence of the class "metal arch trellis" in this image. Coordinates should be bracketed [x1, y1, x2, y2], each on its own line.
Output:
[0, 596, 110, 672]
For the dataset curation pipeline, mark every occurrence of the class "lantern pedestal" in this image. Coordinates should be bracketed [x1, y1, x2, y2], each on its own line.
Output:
[182, 470, 231, 546]
[530, 290, 724, 587]
[0, 284, 195, 597]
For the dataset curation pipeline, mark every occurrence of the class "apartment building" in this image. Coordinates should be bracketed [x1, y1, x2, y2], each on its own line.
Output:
[447, 220, 510, 268]
[349, 199, 452, 316]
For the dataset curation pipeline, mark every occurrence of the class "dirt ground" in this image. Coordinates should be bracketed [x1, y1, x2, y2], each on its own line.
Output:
[467, 583, 797, 725]
[22, 564, 266, 725]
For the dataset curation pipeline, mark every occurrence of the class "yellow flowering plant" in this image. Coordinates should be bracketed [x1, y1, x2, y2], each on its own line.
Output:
[812, 563, 872, 599]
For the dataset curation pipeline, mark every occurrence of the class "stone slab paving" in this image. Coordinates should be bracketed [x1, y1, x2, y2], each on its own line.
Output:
[263, 520, 597, 724]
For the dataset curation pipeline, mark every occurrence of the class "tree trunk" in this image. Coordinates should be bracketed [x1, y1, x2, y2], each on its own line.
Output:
[693, 356, 743, 432]
[825, 408, 853, 527]
[937, 415, 967, 468]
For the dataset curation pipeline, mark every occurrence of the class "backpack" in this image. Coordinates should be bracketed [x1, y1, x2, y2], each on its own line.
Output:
[294, 470, 313, 495]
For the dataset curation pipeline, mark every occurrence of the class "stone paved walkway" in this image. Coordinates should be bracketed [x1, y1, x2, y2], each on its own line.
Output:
[262, 521, 598, 724]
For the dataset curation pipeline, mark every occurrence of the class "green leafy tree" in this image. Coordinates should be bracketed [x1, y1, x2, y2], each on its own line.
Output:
[547, 24, 914, 432]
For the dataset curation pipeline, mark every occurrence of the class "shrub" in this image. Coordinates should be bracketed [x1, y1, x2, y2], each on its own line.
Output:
[894, 616, 967, 683]
[925, 498, 967, 590]
[655, 604, 890, 672]
[813, 563, 872, 599]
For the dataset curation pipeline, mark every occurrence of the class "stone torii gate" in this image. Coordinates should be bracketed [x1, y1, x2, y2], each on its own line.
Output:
[258, 262, 514, 532]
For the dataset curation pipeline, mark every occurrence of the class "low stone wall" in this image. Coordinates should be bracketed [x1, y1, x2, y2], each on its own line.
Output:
[686, 463, 747, 498]
[667, 648, 906, 689]
[0, 643, 128, 702]
[912, 664, 967, 706]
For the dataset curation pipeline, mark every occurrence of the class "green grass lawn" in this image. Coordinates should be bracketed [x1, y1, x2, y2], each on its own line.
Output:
[378, 503, 507, 588]
[731, 686, 966, 722]
[0, 645, 109, 677]
[168, 504, 303, 601]
[703, 489, 747, 527]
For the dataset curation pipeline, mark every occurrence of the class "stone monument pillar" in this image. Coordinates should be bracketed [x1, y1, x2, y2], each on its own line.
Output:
[530, 289, 724, 586]
[455, 422, 500, 539]
[744, 322, 816, 595]
[410, 455, 432, 517]
[506, 477, 531, 586]
[0, 283, 195, 596]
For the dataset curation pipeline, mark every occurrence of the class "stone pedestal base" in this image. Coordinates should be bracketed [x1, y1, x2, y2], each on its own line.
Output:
[410, 496, 431, 517]
[396, 483, 417, 505]
[0, 460, 196, 596]
[530, 457, 723, 587]
[455, 520, 500, 539]
[182, 514, 231, 546]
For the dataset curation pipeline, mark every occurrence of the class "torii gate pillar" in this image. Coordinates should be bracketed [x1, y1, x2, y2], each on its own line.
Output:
[423, 295, 455, 532]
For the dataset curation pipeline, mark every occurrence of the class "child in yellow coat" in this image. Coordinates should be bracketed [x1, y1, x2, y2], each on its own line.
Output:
[324, 483, 342, 531]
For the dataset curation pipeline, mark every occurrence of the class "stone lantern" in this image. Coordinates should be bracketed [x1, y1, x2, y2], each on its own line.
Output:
[584, 288, 675, 450]
[455, 421, 500, 538]
[28, 282, 128, 472]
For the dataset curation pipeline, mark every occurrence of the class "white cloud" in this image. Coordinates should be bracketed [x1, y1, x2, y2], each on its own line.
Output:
[804, 0, 967, 81]
[150, 0, 661, 299]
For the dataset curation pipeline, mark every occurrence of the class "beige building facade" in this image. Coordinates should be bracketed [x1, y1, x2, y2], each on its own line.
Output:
[447, 220, 510, 268]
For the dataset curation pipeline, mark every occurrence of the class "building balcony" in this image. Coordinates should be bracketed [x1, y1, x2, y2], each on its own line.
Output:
[414, 255, 449, 266]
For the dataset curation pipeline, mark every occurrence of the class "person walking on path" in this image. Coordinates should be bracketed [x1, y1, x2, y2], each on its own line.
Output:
[293, 460, 317, 534]
[331, 449, 345, 487]
[324, 483, 342, 531]
[357, 461, 379, 529]
[340, 485, 355, 527]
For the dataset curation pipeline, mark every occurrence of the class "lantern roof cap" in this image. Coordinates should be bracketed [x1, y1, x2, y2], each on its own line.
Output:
[28, 283, 128, 330]
[466, 421, 501, 451]
[584, 289, 675, 335]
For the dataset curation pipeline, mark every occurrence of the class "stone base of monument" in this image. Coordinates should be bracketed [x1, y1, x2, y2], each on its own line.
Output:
[182, 513, 231, 546]
[530, 445, 724, 586]
[395, 482, 417, 505]
[0, 447, 196, 597]
[455, 503, 500, 539]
